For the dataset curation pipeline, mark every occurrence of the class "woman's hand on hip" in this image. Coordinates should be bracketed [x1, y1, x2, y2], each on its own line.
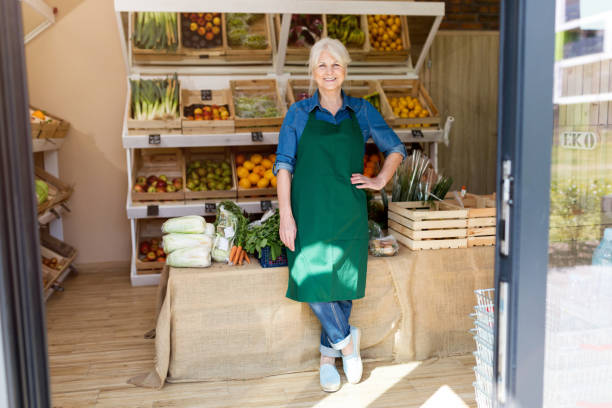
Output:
[351, 173, 387, 191]
[279, 212, 297, 252]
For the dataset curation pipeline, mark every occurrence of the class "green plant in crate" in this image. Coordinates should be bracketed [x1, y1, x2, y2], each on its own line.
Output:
[133, 12, 178, 51]
[130, 74, 179, 120]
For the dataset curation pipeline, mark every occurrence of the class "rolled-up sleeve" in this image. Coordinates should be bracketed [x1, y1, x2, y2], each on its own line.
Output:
[363, 100, 407, 159]
[273, 104, 299, 175]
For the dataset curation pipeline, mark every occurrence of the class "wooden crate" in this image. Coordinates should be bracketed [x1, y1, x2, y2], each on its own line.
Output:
[388, 201, 469, 251]
[184, 147, 237, 200]
[35, 167, 73, 215]
[324, 15, 370, 61]
[181, 88, 235, 134]
[378, 79, 441, 128]
[230, 79, 287, 131]
[179, 12, 226, 57]
[274, 14, 326, 62]
[131, 12, 181, 56]
[40, 232, 77, 290]
[285, 79, 312, 106]
[225, 14, 273, 62]
[126, 80, 182, 135]
[30, 107, 70, 139]
[131, 148, 186, 202]
[365, 15, 411, 62]
[135, 218, 166, 275]
[234, 146, 277, 198]
[439, 193, 497, 248]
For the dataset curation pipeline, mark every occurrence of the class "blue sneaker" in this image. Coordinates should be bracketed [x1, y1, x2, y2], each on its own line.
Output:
[342, 326, 362, 384]
[320, 363, 341, 392]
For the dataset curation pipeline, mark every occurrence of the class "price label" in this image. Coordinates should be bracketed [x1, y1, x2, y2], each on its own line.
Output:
[217, 236, 229, 251]
[205, 203, 216, 213]
[251, 131, 263, 142]
[148, 134, 161, 145]
[147, 205, 159, 216]
[200, 89, 212, 101]
[260, 200, 272, 212]
[199, 55, 210, 59]
[411, 129, 424, 138]
[224, 226, 235, 238]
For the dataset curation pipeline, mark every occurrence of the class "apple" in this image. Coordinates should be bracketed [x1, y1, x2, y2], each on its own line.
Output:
[134, 184, 145, 193]
[172, 178, 182, 189]
[159, 174, 168, 182]
[157, 180, 167, 189]
[157, 256, 166, 263]
[146, 175, 158, 186]
[140, 241, 151, 255]
[136, 176, 147, 185]
[147, 185, 157, 193]
[157, 186, 167, 193]
[156, 248, 165, 257]
[147, 251, 157, 261]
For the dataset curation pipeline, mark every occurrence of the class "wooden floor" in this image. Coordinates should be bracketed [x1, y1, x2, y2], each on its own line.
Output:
[46, 269, 478, 408]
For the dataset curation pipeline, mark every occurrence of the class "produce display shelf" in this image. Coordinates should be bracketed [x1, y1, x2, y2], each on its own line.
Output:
[32, 137, 65, 153]
[38, 204, 67, 226]
[122, 129, 445, 149]
[126, 195, 278, 219]
[44, 266, 75, 301]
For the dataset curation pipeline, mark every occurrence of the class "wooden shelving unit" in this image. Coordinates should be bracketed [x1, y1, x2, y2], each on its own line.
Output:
[114, 0, 452, 286]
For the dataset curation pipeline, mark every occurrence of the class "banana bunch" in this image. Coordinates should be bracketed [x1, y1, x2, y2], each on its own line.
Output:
[327, 15, 365, 47]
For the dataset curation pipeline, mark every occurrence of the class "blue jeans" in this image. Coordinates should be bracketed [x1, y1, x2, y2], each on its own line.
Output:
[309, 301, 353, 357]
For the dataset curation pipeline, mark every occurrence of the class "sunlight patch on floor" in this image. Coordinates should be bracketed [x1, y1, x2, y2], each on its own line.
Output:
[421, 385, 470, 408]
[311, 362, 422, 408]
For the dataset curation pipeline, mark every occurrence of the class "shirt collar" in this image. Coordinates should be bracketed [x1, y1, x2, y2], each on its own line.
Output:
[308, 89, 356, 113]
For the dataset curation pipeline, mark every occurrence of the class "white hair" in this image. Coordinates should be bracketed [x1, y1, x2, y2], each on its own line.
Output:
[308, 38, 351, 95]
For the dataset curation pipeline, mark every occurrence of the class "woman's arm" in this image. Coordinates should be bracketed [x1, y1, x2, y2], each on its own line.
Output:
[351, 152, 403, 190]
[277, 169, 297, 251]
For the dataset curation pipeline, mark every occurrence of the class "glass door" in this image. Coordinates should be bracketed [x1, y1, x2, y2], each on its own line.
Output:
[495, 0, 612, 407]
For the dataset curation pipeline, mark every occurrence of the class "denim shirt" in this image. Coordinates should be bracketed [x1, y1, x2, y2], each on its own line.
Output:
[273, 89, 407, 175]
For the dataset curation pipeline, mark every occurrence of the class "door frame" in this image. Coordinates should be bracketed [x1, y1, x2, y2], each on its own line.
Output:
[494, 0, 555, 406]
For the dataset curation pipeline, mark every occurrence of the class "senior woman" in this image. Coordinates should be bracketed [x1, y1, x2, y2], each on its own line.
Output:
[273, 38, 406, 392]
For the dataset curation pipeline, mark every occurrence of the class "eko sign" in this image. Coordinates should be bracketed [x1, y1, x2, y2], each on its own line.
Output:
[560, 132, 598, 150]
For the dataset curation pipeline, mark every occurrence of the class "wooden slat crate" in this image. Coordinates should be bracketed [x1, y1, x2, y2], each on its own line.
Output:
[378, 79, 441, 129]
[30, 107, 70, 139]
[179, 12, 226, 57]
[230, 79, 287, 131]
[225, 14, 273, 62]
[285, 79, 312, 106]
[131, 12, 181, 57]
[126, 80, 182, 135]
[324, 14, 370, 61]
[439, 193, 497, 248]
[234, 146, 277, 198]
[35, 167, 73, 215]
[274, 14, 326, 62]
[364, 15, 411, 62]
[388, 201, 469, 251]
[135, 218, 166, 275]
[40, 232, 77, 290]
[181, 88, 235, 134]
[131, 148, 186, 202]
[184, 147, 237, 200]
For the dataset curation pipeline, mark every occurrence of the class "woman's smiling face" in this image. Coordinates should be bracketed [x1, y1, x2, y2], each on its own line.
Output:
[313, 50, 346, 93]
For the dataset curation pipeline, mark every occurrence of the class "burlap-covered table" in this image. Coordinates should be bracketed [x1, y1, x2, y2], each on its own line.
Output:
[130, 247, 493, 388]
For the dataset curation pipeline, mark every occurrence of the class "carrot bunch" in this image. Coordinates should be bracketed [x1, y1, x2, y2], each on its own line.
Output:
[229, 245, 250, 266]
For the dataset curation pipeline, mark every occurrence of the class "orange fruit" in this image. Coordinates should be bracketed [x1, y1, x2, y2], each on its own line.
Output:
[248, 173, 260, 185]
[268, 153, 276, 162]
[264, 169, 274, 180]
[250, 153, 263, 164]
[271, 176, 277, 188]
[239, 178, 251, 189]
[365, 161, 376, 169]
[236, 166, 249, 179]
[253, 165, 266, 176]
[243, 160, 255, 170]
[261, 158, 273, 170]
[235, 154, 246, 165]
[257, 178, 270, 188]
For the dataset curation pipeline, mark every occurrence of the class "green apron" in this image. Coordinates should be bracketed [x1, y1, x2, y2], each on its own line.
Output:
[286, 110, 369, 303]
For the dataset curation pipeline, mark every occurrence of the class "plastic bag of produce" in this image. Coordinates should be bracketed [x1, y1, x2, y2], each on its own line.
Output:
[211, 205, 238, 262]
[369, 235, 399, 257]
[166, 246, 212, 268]
[161, 216, 206, 234]
[368, 220, 383, 240]
[204, 223, 215, 237]
[35, 180, 49, 204]
[212, 234, 234, 263]
[162, 233, 213, 254]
